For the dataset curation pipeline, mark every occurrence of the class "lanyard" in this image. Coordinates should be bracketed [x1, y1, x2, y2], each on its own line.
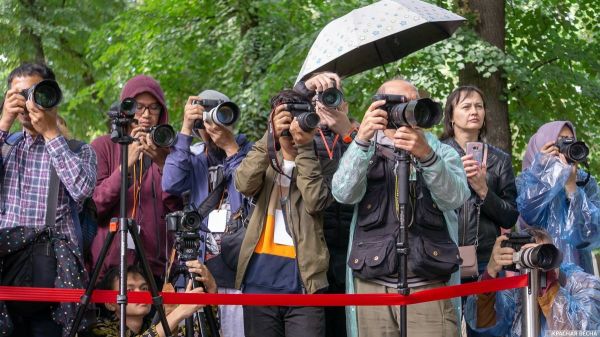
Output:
[318, 128, 339, 160]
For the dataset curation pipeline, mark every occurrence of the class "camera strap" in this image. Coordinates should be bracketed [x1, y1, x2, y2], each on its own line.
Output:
[317, 128, 339, 160]
[577, 161, 591, 187]
[197, 172, 229, 221]
[267, 113, 292, 180]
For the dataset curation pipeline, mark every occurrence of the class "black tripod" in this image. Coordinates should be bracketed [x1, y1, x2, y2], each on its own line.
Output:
[69, 111, 172, 337]
[394, 149, 411, 337]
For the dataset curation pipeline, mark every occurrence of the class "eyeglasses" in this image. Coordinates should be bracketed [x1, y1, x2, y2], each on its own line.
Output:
[136, 103, 162, 115]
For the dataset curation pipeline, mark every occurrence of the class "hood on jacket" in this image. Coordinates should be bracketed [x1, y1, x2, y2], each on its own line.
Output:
[522, 121, 575, 171]
[120, 75, 169, 125]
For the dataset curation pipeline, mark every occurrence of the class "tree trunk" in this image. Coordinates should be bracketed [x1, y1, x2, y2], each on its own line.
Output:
[458, 0, 511, 153]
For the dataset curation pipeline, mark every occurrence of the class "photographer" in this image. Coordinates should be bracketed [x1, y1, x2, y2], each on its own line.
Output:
[294, 72, 356, 337]
[517, 121, 600, 273]
[82, 261, 216, 337]
[465, 228, 600, 336]
[439, 86, 519, 281]
[332, 79, 469, 337]
[90, 75, 181, 283]
[162, 89, 252, 337]
[0, 63, 97, 336]
[234, 90, 332, 337]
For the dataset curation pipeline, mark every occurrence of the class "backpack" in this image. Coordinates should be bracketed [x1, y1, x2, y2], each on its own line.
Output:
[1, 131, 98, 256]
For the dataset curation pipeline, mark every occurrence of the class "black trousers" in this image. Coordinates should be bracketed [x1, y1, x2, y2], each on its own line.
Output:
[243, 305, 325, 337]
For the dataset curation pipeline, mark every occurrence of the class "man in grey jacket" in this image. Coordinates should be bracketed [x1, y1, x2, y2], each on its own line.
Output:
[332, 79, 469, 337]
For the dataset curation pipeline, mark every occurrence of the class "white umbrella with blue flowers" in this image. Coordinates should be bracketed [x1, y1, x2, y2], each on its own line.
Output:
[296, 0, 465, 83]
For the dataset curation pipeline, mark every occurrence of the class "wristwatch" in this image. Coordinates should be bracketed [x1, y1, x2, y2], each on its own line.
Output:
[342, 128, 359, 144]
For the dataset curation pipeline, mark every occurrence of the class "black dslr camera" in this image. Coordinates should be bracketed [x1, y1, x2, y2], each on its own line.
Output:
[500, 232, 562, 272]
[284, 103, 320, 134]
[556, 137, 589, 164]
[166, 192, 206, 261]
[20, 79, 62, 109]
[191, 99, 240, 129]
[372, 94, 442, 129]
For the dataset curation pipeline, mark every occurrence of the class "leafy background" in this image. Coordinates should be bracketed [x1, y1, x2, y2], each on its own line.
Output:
[1, 0, 599, 174]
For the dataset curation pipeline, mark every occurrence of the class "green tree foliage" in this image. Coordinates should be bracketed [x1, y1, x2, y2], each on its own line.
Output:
[1, 0, 598, 174]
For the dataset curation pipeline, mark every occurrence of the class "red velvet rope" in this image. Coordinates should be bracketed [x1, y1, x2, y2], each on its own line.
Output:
[0, 275, 527, 306]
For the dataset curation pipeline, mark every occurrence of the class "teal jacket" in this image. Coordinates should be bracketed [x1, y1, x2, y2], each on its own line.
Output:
[332, 131, 469, 337]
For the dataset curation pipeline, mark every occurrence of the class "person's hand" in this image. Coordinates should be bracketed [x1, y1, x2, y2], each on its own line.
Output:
[462, 154, 489, 199]
[356, 100, 387, 142]
[26, 100, 60, 141]
[289, 118, 316, 147]
[315, 101, 353, 136]
[388, 126, 432, 160]
[139, 132, 170, 170]
[127, 126, 146, 170]
[204, 122, 239, 157]
[181, 96, 204, 136]
[186, 260, 217, 294]
[170, 280, 206, 323]
[540, 140, 559, 157]
[487, 235, 515, 278]
[0, 88, 26, 132]
[272, 104, 293, 140]
[305, 72, 341, 93]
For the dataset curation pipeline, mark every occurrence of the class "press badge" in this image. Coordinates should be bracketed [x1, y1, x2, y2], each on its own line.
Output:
[274, 209, 294, 246]
[208, 204, 230, 233]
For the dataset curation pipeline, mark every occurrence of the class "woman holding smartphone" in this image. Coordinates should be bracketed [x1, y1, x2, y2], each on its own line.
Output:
[440, 86, 519, 282]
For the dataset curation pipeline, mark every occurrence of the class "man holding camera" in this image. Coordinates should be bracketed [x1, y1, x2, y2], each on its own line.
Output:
[466, 228, 600, 336]
[90, 75, 180, 284]
[0, 63, 97, 336]
[162, 89, 252, 337]
[234, 89, 332, 337]
[332, 79, 469, 337]
[294, 71, 356, 337]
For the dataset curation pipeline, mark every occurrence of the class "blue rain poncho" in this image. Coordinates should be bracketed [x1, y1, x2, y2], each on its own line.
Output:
[516, 152, 600, 271]
[465, 263, 600, 337]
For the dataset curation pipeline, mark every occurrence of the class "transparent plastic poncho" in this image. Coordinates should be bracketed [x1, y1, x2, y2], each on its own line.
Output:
[516, 153, 600, 269]
[465, 263, 600, 337]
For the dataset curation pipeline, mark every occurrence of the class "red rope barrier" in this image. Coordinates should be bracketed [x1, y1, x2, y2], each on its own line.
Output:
[0, 275, 527, 306]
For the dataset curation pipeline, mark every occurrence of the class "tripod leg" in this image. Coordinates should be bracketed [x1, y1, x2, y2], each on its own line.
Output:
[128, 221, 173, 337]
[191, 276, 221, 336]
[68, 226, 118, 337]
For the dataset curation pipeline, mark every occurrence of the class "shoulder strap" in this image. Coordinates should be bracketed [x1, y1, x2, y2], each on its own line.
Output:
[45, 138, 85, 230]
[45, 165, 60, 229]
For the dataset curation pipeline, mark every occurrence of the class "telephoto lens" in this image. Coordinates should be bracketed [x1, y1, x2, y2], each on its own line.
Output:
[515, 244, 563, 271]
[373, 94, 442, 129]
[148, 124, 176, 147]
[317, 87, 344, 108]
[20, 80, 63, 109]
[204, 102, 240, 128]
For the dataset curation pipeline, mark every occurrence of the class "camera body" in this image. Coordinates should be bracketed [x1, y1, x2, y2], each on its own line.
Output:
[145, 124, 176, 148]
[20, 79, 62, 110]
[316, 87, 344, 108]
[556, 137, 589, 163]
[166, 208, 205, 261]
[501, 232, 562, 271]
[285, 103, 320, 132]
[191, 99, 240, 129]
[372, 94, 442, 129]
